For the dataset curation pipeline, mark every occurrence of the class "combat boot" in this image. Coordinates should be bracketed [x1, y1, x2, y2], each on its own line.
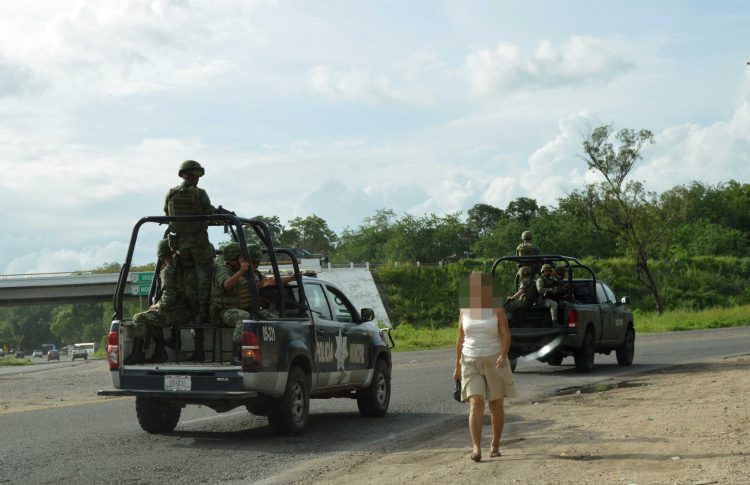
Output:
[123, 338, 146, 365]
[230, 343, 242, 366]
[190, 329, 205, 362]
[148, 332, 168, 364]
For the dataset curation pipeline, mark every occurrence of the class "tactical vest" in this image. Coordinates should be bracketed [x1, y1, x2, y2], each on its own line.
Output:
[167, 186, 208, 234]
[516, 242, 537, 256]
[211, 264, 251, 312]
[520, 278, 537, 305]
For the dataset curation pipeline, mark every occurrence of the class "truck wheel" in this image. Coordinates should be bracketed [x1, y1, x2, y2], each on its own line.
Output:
[135, 396, 181, 434]
[509, 358, 517, 372]
[574, 332, 595, 373]
[267, 366, 309, 436]
[616, 327, 635, 366]
[357, 359, 391, 418]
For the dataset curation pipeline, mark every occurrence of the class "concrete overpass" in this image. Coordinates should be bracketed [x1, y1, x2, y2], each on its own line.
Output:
[0, 266, 391, 325]
[0, 273, 128, 307]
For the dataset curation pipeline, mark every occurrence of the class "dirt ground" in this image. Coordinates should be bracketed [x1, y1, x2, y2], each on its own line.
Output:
[278, 355, 750, 485]
[1, 356, 748, 484]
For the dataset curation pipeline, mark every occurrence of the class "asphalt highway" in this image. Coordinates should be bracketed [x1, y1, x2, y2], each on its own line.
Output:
[1, 326, 748, 484]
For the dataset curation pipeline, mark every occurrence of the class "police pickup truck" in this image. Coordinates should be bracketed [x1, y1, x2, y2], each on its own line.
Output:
[98, 215, 393, 436]
[492, 255, 634, 373]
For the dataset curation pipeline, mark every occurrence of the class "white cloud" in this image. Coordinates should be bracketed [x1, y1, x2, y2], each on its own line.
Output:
[465, 36, 634, 96]
[309, 65, 415, 104]
[4, 241, 128, 274]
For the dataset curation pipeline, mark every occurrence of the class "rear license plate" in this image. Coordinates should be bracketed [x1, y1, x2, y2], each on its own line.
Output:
[164, 375, 191, 391]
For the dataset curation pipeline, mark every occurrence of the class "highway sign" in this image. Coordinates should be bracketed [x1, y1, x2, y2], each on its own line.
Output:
[130, 283, 152, 296]
[130, 272, 154, 283]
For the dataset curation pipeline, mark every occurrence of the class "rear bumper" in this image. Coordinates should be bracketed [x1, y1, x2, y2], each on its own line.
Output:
[97, 389, 258, 399]
[509, 327, 577, 356]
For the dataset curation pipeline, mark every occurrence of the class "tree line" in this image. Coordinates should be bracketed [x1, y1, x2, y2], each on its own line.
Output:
[3, 125, 749, 350]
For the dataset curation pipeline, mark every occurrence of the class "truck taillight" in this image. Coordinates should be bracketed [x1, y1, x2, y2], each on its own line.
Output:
[241, 330, 260, 368]
[107, 330, 119, 370]
[567, 310, 578, 328]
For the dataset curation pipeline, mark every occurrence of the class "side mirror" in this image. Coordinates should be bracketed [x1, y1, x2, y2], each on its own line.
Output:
[360, 308, 375, 322]
[620, 296, 629, 305]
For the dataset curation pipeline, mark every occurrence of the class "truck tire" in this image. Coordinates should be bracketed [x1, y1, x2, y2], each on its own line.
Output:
[357, 359, 391, 418]
[616, 327, 635, 366]
[267, 366, 309, 436]
[135, 396, 181, 434]
[574, 332, 595, 373]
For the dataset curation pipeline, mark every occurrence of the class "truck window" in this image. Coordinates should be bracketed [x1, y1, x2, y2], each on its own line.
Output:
[325, 286, 356, 323]
[596, 283, 612, 304]
[602, 283, 617, 304]
[304, 283, 333, 320]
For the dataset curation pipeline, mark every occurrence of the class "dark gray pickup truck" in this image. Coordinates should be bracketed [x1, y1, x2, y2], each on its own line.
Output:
[99, 215, 393, 435]
[492, 255, 635, 373]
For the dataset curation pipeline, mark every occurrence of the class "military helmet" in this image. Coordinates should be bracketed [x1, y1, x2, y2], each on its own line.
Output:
[555, 265, 566, 274]
[222, 242, 242, 260]
[518, 266, 531, 277]
[521, 230, 532, 241]
[247, 244, 262, 262]
[541, 263, 553, 272]
[156, 239, 171, 258]
[178, 160, 205, 177]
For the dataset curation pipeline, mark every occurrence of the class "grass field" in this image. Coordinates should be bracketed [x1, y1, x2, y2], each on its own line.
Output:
[0, 356, 33, 366]
[391, 304, 750, 352]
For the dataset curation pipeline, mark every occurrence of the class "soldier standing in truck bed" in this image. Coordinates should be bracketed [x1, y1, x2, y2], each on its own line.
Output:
[515, 230, 542, 274]
[164, 160, 216, 324]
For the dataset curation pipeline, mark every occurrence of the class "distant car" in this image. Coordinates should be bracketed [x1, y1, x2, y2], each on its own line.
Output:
[15, 351, 25, 359]
[47, 350, 60, 361]
[32, 349, 43, 358]
[0, 349, 5, 358]
[71, 347, 88, 361]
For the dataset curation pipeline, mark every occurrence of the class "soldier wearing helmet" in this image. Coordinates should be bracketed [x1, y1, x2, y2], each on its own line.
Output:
[536, 264, 559, 324]
[505, 266, 538, 314]
[164, 160, 217, 324]
[515, 230, 542, 274]
[211, 241, 295, 364]
[125, 239, 192, 364]
[553, 264, 571, 302]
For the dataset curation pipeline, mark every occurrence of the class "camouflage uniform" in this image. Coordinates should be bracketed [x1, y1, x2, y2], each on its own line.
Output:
[210, 244, 277, 343]
[536, 264, 559, 323]
[131, 262, 192, 339]
[164, 160, 216, 320]
[553, 265, 571, 302]
[515, 230, 542, 274]
[506, 267, 538, 313]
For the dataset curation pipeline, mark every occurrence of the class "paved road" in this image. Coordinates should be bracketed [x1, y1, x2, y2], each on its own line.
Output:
[1, 326, 748, 484]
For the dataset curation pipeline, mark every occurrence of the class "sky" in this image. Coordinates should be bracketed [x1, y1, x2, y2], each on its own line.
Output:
[1, 0, 749, 273]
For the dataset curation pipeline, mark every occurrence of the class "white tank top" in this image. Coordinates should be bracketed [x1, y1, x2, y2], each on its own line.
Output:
[461, 308, 502, 357]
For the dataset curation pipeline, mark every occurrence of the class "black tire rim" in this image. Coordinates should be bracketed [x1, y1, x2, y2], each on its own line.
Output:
[375, 372, 387, 406]
[290, 381, 305, 423]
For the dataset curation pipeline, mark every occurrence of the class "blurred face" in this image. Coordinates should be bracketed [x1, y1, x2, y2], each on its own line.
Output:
[468, 273, 500, 308]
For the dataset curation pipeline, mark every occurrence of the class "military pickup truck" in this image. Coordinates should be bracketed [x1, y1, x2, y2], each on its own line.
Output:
[99, 215, 393, 436]
[492, 255, 635, 373]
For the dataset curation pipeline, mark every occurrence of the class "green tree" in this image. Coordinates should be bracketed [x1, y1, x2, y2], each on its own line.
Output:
[284, 214, 338, 254]
[467, 203, 505, 240]
[572, 124, 667, 313]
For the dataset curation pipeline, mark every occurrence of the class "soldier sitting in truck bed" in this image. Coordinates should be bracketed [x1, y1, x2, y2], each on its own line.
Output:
[505, 266, 537, 314]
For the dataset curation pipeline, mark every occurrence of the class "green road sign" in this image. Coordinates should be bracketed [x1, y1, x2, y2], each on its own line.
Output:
[130, 272, 154, 283]
[130, 283, 152, 296]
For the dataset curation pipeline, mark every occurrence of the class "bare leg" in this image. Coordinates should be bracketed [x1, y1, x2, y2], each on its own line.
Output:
[469, 395, 485, 459]
[488, 397, 505, 455]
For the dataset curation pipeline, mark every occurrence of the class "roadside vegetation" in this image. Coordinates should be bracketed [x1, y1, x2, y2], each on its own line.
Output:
[2, 125, 750, 352]
[0, 356, 33, 366]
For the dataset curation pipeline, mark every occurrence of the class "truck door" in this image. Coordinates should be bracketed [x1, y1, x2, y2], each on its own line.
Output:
[601, 283, 627, 345]
[324, 284, 370, 386]
[596, 283, 617, 345]
[304, 282, 343, 388]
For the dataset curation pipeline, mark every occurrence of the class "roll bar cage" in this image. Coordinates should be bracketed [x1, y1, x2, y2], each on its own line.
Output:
[112, 214, 307, 321]
[490, 254, 597, 288]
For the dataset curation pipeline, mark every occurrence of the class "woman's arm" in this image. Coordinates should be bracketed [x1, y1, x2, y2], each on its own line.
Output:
[495, 307, 511, 368]
[453, 311, 465, 381]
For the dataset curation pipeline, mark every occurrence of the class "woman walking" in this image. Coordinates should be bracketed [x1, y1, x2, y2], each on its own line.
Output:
[454, 272, 516, 462]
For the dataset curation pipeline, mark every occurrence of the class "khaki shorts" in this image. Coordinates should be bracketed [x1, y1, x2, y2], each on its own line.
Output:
[461, 352, 517, 402]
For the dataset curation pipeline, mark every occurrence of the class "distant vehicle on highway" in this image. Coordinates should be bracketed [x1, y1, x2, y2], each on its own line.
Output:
[71, 347, 88, 361]
[32, 349, 44, 358]
[47, 350, 60, 361]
